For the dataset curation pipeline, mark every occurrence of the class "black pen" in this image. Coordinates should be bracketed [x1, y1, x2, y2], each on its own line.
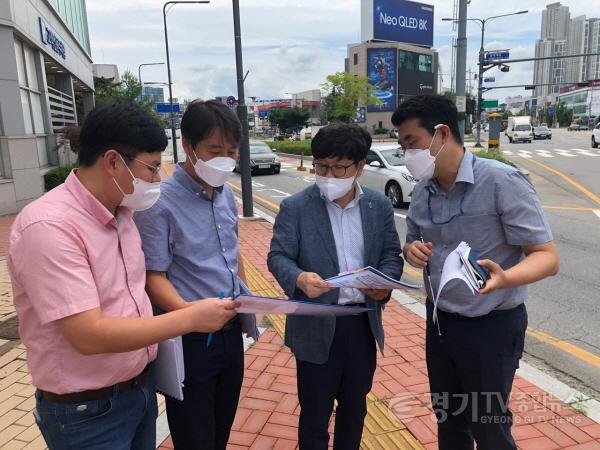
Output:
[420, 235, 434, 301]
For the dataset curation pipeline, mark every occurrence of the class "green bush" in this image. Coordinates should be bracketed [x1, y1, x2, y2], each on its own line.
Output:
[373, 127, 388, 135]
[44, 164, 78, 191]
[267, 140, 312, 155]
[474, 151, 516, 168]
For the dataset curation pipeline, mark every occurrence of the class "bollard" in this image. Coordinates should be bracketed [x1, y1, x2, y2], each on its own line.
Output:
[297, 151, 307, 172]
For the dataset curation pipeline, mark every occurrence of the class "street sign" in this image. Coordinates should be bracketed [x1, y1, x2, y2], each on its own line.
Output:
[482, 99, 499, 109]
[226, 96, 238, 110]
[455, 95, 466, 113]
[484, 50, 509, 61]
[155, 102, 181, 113]
[546, 107, 555, 114]
[483, 77, 496, 83]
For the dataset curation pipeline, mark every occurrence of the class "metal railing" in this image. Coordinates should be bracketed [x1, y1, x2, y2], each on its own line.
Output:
[47, 86, 77, 133]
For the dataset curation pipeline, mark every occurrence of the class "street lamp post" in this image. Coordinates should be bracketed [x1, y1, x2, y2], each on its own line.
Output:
[443, 10, 527, 147]
[163, 1, 209, 164]
[138, 62, 165, 101]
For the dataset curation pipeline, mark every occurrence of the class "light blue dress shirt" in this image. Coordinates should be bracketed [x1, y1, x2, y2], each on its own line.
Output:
[323, 183, 366, 305]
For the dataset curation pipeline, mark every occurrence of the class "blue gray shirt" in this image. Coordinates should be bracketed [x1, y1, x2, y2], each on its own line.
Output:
[406, 150, 553, 317]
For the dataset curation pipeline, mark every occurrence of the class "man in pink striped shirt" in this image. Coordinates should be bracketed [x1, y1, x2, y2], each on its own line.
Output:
[8, 102, 237, 450]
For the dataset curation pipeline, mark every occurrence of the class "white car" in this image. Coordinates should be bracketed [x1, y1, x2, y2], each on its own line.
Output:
[592, 123, 600, 148]
[360, 144, 417, 207]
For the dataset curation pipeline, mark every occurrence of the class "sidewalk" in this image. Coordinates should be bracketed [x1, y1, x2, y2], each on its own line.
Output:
[0, 193, 597, 448]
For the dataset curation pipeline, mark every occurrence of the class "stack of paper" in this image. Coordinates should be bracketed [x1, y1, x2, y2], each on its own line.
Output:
[324, 266, 422, 290]
[155, 336, 185, 401]
[234, 295, 371, 315]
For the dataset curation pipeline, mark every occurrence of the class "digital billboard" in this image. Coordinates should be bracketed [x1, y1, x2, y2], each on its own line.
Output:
[367, 48, 398, 113]
[397, 69, 435, 96]
[370, 0, 434, 47]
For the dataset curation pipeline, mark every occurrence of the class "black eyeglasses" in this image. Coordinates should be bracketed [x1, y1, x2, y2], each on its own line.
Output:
[427, 187, 466, 225]
[312, 162, 357, 178]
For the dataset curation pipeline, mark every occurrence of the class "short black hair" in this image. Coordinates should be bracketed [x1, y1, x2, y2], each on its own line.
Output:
[311, 123, 372, 163]
[180, 99, 242, 149]
[78, 102, 167, 166]
[391, 94, 463, 145]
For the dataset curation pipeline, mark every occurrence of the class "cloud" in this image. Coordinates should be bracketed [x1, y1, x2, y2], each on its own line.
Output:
[87, 0, 600, 104]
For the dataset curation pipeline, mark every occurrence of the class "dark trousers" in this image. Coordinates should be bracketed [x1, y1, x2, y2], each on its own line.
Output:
[166, 322, 244, 450]
[296, 313, 377, 450]
[425, 301, 527, 450]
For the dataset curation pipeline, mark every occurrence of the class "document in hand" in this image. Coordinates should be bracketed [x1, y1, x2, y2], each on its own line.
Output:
[234, 295, 371, 316]
[155, 336, 185, 401]
[432, 242, 489, 323]
[325, 266, 422, 290]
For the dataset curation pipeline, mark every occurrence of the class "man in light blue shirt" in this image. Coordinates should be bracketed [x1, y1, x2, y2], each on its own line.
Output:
[393, 95, 559, 450]
[134, 100, 257, 450]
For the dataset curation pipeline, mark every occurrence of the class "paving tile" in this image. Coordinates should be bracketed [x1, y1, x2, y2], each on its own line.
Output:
[241, 410, 271, 434]
[533, 422, 578, 447]
[518, 436, 561, 450]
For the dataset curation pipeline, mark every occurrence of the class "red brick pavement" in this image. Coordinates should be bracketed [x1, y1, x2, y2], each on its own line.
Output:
[0, 215, 15, 257]
[158, 218, 600, 449]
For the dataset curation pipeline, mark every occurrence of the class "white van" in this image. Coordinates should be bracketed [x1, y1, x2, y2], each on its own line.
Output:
[507, 116, 533, 143]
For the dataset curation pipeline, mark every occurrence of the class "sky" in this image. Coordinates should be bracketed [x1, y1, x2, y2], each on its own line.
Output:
[87, 0, 600, 105]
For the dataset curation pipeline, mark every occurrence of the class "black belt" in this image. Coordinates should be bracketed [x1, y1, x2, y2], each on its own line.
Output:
[429, 301, 524, 320]
[221, 316, 241, 331]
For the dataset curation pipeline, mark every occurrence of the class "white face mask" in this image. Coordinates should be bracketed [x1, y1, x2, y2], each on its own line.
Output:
[114, 155, 161, 212]
[315, 175, 356, 202]
[191, 152, 236, 187]
[404, 124, 446, 181]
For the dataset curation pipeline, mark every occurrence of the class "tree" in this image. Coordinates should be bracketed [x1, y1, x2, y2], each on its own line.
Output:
[93, 70, 155, 113]
[322, 72, 380, 123]
[269, 107, 310, 133]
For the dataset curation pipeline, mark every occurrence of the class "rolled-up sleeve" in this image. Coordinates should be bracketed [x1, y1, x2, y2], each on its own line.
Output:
[134, 203, 173, 272]
[11, 221, 100, 324]
[497, 171, 553, 246]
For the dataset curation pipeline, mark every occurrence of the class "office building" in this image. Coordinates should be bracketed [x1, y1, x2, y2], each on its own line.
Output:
[0, 0, 94, 214]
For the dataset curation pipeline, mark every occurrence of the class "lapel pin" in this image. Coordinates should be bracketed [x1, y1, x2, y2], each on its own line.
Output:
[369, 201, 373, 209]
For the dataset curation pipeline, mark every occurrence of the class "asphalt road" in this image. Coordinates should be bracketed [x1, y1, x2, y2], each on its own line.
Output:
[226, 132, 600, 398]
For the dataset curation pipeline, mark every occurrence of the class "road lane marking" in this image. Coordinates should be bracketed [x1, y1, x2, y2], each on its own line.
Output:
[394, 212, 407, 219]
[574, 150, 599, 157]
[526, 328, 600, 370]
[536, 150, 555, 158]
[227, 182, 281, 211]
[524, 158, 600, 206]
[257, 188, 290, 198]
[555, 150, 576, 157]
[594, 210, 600, 221]
[517, 151, 532, 158]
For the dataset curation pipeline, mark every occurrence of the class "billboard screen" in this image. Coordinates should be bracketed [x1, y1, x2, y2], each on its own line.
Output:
[373, 0, 434, 47]
[397, 68, 435, 96]
[367, 48, 398, 112]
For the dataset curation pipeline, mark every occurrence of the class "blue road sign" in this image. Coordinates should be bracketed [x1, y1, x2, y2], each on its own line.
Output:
[484, 50, 510, 61]
[546, 107, 555, 114]
[155, 103, 181, 114]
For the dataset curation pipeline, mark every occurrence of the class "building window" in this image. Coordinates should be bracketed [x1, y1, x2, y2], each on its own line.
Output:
[353, 53, 358, 65]
[398, 50, 432, 73]
[14, 39, 48, 165]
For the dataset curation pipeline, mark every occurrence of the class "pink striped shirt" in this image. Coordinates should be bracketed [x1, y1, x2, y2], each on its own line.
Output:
[8, 171, 157, 394]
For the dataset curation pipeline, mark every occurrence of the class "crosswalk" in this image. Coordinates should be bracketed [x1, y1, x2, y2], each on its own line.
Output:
[502, 148, 600, 159]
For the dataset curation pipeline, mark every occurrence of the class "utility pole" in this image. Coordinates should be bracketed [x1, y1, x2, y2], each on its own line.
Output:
[455, 0, 468, 140]
[232, 0, 253, 217]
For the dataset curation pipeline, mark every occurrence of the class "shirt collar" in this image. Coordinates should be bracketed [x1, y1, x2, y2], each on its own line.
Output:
[426, 149, 474, 194]
[321, 182, 364, 209]
[64, 170, 127, 227]
[173, 164, 223, 199]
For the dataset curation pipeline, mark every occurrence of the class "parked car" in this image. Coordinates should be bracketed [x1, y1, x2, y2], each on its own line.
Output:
[568, 123, 581, 131]
[389, 129, 398, 139]
[532, 126, 552, 140]
[360, 144, 417, 208]
[235, 140, 281, 174]
[592, 123, 600, 148]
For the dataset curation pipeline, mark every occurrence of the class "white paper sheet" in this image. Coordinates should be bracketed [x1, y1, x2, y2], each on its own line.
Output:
[325, 266, 422, 290]
[155, 336, 185, 401]
[234, 295, 371, 316]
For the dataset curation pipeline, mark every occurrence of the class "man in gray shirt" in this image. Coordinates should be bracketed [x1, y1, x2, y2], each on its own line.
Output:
[134, 100, 257, 450]
[392, 95, 559, 450]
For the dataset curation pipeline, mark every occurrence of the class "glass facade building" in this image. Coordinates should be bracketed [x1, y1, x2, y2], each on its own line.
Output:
[47, 0, 91, 55]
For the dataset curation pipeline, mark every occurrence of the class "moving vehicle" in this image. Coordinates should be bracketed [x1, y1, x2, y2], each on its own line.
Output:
[592, 123, 600, 148]
[532, 126, 552, 140]
[506, 116, 533, 143]
[360, 144, 417, 208]
[234, 140, 281, 175]
[568, 123, 581, 131]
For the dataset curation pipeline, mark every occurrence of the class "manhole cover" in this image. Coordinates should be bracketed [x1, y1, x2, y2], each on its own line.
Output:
[0, 316, 20, 340]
